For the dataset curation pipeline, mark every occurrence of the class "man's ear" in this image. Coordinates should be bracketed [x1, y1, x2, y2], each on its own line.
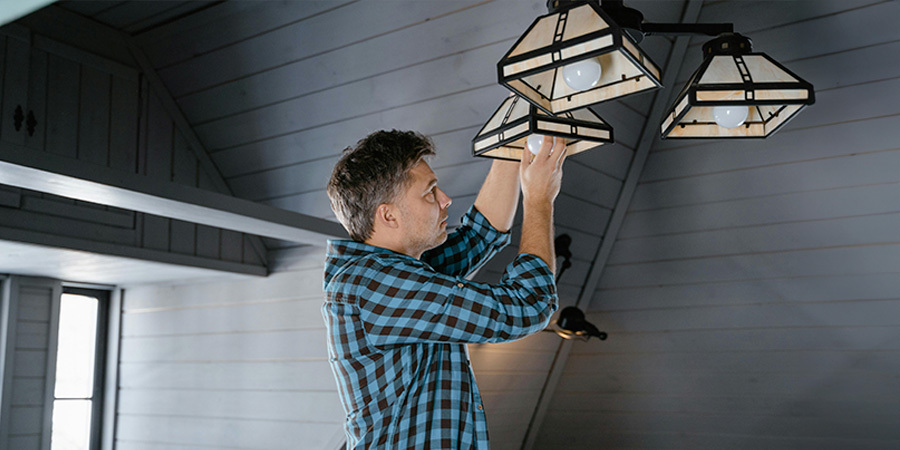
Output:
[374, 203, 400, 229]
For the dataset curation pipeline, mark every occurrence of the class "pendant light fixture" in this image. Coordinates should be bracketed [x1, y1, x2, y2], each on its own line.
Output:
[486, 0, 815, 142]
[661, 33, 815, 139]
[473, 94, 613, 161]
[497, 1, 662, 115]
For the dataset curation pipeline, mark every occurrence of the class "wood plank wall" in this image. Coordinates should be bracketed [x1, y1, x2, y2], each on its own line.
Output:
[129, 1, 680, 447]
[115, 248, 346, 449]
[0, 23, 264, 273]
[0, 276, 61, 450]
[535, 1, 900, 448]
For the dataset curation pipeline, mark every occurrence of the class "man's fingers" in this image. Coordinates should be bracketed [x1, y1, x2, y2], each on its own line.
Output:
[552, 138, 567, 164]
[536, 135, 554, 159]
[555, 146, 568, 170]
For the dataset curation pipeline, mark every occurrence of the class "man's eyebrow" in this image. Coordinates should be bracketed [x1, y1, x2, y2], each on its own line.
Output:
[425, 177, 438, 190]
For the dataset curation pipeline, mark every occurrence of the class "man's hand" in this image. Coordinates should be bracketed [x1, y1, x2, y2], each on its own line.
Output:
[518, 136, 567, 273]
[519, 136, 567, 204]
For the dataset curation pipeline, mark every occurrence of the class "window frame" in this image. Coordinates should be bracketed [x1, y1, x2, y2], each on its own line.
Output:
[52, 286, 111, 450]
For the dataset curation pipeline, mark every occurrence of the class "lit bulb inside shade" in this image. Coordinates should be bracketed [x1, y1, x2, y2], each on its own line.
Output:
[526, 135, 555, 155]
[713, 105, 749, 129]
[562, 58, 602, 92]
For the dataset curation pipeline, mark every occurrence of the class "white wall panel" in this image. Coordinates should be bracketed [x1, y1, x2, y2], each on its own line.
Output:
[536, 0, 900, 447]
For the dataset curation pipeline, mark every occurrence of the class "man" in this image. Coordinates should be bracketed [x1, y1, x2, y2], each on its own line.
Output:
[323, 130, 566, 448]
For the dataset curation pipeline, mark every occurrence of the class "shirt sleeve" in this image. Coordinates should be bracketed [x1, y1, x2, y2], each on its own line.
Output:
[420, 206, 510, 278]
[353, 252, 558, 346]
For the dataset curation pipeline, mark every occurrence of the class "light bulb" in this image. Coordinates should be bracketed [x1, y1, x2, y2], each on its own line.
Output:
[526, 135, 555, 155]
[562, 59, 602, 92]
[713, 105, 749, 129]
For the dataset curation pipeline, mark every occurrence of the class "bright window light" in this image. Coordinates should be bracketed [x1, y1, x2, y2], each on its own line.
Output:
[51, 293, 99, 450]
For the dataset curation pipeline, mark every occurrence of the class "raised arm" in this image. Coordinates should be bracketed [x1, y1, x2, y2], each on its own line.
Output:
[473, 160, 520, 232]
[518, 137, 567, 273]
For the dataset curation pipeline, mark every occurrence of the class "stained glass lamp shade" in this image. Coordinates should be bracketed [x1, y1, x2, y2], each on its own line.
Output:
[661, 33, 815, 139]
[473, 95, 613, 161]
[498, 1, 662, 115]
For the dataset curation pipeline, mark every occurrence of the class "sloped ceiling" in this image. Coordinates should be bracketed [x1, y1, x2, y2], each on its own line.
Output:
[49, 1, 687, 447]
[57, 0, 680, 254]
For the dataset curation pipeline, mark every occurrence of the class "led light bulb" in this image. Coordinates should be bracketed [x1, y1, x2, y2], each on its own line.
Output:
[562, 59, 602, 92]
[713, 105, 749, 129]
[526, 135, 555, 155]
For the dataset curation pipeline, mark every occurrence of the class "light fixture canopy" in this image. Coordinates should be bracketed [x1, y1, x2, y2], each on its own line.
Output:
[472, 95, 613, 161]
[661, 33, 815, 139]
[497, 1, 662, 115]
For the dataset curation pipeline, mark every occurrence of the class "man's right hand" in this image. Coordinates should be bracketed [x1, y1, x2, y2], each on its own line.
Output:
[518, 136, 567, 274]
[520, 136, 567, 205]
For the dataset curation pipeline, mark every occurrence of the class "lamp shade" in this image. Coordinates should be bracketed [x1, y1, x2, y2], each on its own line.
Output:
[473, 95, 613, 161]
[498, 1, 662, 115]
[661, 34, 815, 139]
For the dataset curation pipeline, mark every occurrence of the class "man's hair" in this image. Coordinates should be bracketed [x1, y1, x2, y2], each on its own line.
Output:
[327, 130, 436, 242]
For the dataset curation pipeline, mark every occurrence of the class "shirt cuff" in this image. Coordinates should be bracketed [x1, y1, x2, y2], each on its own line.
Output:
[504, 253, 557, 298]
[462, 205, 511, 248]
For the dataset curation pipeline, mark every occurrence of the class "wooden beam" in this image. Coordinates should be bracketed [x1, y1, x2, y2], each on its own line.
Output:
[520, 2, 705, 448]
[0, 0, 55, 27]
[0, 141, 347, 244]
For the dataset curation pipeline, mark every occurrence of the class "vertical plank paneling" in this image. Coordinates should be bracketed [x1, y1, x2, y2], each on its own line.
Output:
[25, 48, 46, 151]
[1, 36, 30, 146]
[220, 230, 243, 263]
[76, 65, 110, 166]
[2, 277, 60, 450]
[143, 90, 172, 180]
[44, 54, 79, 158]
[108, 75, 139, 172]
[141, 90, 172, 251]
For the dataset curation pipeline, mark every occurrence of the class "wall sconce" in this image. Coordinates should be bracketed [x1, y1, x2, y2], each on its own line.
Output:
[549, 306, 608, 341]
[661, 33, 815, 139]
[473, 94, 613, 161]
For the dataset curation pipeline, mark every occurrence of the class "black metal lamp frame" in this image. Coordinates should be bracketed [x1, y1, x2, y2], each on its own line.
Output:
[472, 96, 614, 161]
[660, 33, 816, 139]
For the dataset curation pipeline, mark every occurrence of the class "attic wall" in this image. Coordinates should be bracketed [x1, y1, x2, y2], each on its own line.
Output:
[0, 276, 61, 450]
[535, 1, 900, 448]
[0, 16, 265, 277]
[114, 248, 345, 449]
[127, 2, 680, 447]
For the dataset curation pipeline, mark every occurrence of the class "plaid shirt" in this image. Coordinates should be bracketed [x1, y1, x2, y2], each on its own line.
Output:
[322, 206, 557, 449]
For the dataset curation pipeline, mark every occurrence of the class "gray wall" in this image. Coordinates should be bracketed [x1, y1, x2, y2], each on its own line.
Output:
[113, 248, 346, 449]
[0, 17, 265, 276]
[0, 276, 61, 450]
[535, 1, 900, 448]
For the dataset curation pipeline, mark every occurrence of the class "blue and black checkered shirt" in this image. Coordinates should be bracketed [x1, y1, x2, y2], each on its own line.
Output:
[323, 206, 558, 449]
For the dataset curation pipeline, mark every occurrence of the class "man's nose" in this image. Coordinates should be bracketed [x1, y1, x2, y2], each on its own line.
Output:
[436, 187, 452, 209]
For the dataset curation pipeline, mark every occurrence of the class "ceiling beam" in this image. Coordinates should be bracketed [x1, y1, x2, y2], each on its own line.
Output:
[520, 2, 705, 448]
[0, 141, 347, 244]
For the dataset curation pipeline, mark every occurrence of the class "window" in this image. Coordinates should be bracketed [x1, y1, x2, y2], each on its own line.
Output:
[50, 288, 109, 450]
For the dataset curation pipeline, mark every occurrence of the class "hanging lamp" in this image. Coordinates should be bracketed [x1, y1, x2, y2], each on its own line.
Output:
[472, 95, 613, 161]
[497, 1, 662, 115]
[661, 33, 815, 139]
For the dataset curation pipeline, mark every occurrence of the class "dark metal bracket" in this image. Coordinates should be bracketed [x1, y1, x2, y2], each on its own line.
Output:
[547, 0, 735, 43]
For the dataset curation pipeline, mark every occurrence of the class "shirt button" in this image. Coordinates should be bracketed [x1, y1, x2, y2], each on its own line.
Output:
[477, 404, 483, 410]
[457, 283, 464, 288]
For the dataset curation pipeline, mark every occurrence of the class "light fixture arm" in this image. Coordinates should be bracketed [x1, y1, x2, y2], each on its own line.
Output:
[640, 22, 733, 37]
[547, 0, 734, 42]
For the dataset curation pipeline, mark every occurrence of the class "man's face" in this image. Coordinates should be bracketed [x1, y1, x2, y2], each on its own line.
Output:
[395, 160, 452, 257]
